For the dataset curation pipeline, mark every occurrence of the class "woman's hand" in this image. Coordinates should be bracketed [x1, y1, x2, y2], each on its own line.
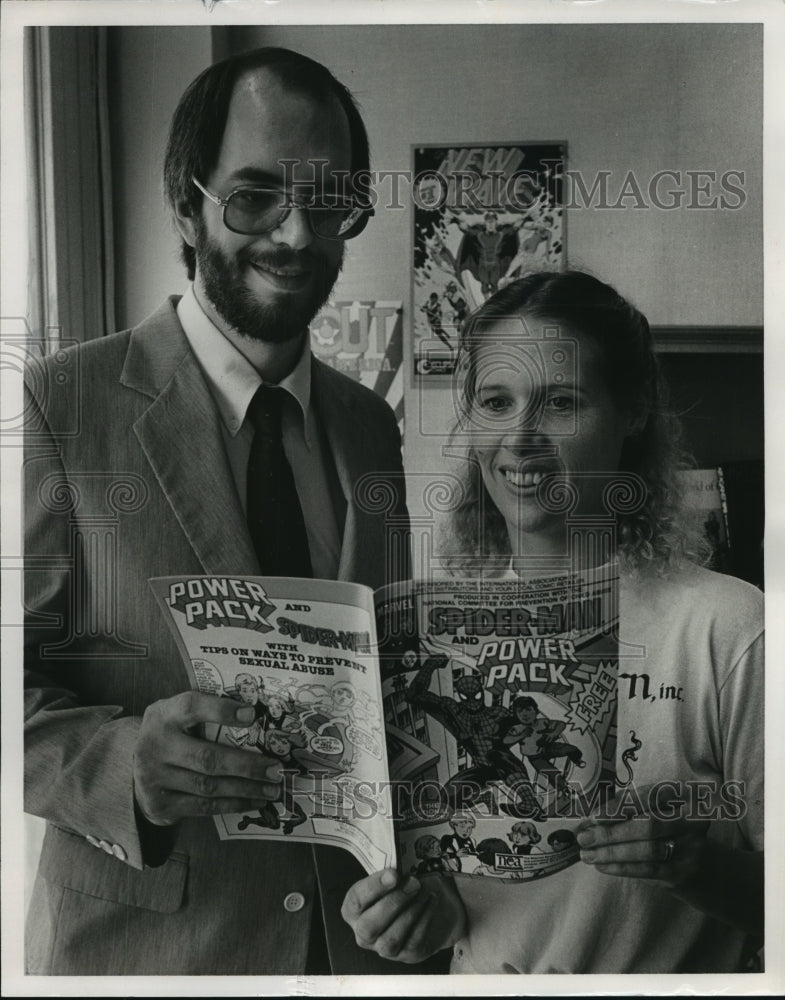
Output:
[576, 812, 710, 889]
[577, 785, 763, 934]
[341, 869, 466, 964]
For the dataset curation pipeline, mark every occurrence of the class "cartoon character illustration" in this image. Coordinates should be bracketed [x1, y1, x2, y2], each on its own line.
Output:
[237, 728, 308, 836]
[300, 680, 360, 772]
[473, 837, 511, 876]
[502, 695, 584, 797]
[443, 280, 468, 327]
[405, 655, 545, 819]
[439, 810, 477, 860]
[411, 834, 461, 875]
[508, 821, 543, 855]
[497, 220, 555, 288]
[450, 211, 527, 298]
[547, 829, 577, 853]
[225, 673, 272, 749]
[422, 229, 465, 294]
[400, 648, 419, 671]
[419, 291, 452, 350]
[265, 691, 301, 735]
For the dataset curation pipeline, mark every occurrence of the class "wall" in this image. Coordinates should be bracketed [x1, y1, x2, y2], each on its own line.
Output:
[224, 23, 761, 327]
[106, 24, 763, 548]
[108, 26, 213, 330]
[110, 24, 764, 328]
[221, 23, 763, 536]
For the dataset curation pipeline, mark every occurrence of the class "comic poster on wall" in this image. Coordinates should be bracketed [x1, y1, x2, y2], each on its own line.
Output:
[412, 142, 566, 382]
[309, 300, 404, 428]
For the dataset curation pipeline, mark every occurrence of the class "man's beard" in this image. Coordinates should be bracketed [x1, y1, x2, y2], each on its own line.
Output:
[193, 219, 342, 344]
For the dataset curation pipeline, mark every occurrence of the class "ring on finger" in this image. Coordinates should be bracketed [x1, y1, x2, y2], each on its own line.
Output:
[661, 838, 677, 863]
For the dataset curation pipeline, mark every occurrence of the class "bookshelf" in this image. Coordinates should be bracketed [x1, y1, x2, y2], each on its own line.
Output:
[656, 330, 764, 589]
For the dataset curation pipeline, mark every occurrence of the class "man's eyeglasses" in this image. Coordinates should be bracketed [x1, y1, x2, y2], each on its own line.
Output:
[192, 177, 373, 241]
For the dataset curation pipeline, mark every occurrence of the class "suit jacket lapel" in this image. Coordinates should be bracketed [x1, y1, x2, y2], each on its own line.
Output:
[121, 299, 258, 577]
[312, 359, 370, 582]
[312, 361, 374, 585]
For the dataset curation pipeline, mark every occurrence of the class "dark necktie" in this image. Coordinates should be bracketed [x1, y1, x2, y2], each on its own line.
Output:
[246, 385, 312, 577]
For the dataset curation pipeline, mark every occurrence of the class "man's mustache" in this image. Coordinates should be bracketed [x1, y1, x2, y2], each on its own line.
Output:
[243, 247, 321, 271]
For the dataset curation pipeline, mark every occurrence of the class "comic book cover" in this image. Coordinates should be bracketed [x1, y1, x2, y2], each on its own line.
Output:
[150, 575, 395, 875]
[375, 568, 618, 882]
[151, 568, 617, 884]
[412, 142, 566, 381]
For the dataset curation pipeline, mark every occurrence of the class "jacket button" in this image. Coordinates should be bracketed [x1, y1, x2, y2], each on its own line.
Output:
[86, 835, 101, 848]
[283, 892, 305, 912]
[111, 843, 128, 862]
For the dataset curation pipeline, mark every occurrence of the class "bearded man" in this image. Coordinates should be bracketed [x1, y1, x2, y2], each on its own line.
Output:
[23, 46, 421, 976]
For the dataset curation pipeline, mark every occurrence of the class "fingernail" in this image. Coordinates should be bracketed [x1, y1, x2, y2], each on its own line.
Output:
[236, 706, 255, 723]
[576, 830, 594, 848]
[266, 764, 285, 780]
[402, 876, 420, 894]
[381, 869, 397, 887]
[580, 849, 596, 862]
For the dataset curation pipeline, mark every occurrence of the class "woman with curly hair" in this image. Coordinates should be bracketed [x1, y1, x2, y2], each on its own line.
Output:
[342, 271, 763, 974]
[441, 269, 699, 575]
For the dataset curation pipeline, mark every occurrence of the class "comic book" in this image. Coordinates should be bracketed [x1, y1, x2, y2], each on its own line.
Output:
[150, 576, 393, 874]
[151, 565, 618, 882]
[376, 569, 618, 882]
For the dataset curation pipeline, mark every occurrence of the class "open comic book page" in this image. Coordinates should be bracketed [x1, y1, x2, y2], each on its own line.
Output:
[149, 575, 394, 874]
[376, 569, 618, 882]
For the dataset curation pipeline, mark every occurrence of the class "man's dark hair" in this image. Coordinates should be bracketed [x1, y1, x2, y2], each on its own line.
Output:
[163, 47, 371, 279]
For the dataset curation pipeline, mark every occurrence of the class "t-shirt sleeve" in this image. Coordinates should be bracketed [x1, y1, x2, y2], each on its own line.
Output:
[717, 631, 764, 851]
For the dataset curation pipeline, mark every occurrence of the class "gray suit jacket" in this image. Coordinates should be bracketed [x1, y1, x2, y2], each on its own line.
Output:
[24, 299, 434, 975]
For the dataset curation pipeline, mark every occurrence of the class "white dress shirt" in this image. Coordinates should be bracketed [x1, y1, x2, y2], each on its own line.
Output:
[177, 286, 342, 580]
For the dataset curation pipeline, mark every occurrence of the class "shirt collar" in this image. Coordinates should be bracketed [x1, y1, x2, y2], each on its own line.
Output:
[505, 556, 619, 578]
[177, 285, 313, 446]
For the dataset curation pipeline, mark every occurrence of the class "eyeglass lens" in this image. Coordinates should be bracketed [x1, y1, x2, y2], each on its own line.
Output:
[224, 189, 367, 239]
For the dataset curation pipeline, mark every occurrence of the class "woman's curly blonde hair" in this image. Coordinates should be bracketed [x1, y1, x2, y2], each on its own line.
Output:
[440, 271, 705, 575]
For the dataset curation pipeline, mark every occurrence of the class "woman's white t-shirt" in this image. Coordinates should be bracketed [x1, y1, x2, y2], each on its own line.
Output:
[446, 561, 763, 974]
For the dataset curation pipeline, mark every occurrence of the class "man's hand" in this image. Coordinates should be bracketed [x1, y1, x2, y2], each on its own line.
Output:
[133, 691, 284, 827]
[341, 869, 466, 964]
